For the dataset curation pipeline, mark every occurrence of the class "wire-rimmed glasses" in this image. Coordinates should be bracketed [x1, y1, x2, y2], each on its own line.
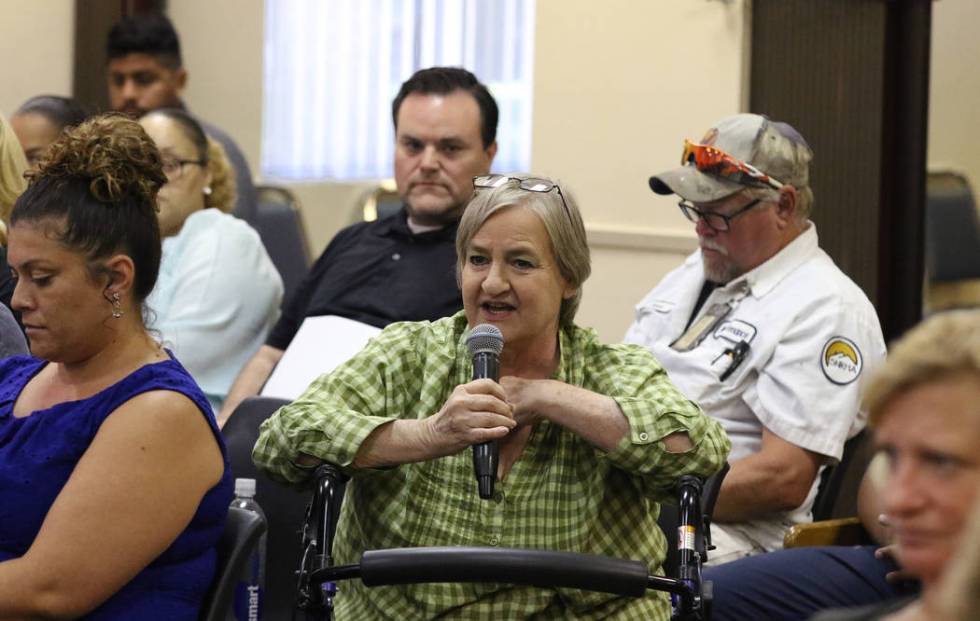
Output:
[473, 174, 570, 218]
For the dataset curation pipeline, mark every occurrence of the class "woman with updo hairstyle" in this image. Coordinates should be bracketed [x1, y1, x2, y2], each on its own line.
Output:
[139, 108, 282, 410]
[0, 114, 232, 619]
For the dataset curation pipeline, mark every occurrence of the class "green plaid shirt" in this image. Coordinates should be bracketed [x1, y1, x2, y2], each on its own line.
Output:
[254, 312, 730, 620]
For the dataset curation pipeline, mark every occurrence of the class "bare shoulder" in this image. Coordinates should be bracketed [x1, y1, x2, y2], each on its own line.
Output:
[110, 389, 214, 430]
[13, 388, 226, 617]
[96, 389, 224, 487]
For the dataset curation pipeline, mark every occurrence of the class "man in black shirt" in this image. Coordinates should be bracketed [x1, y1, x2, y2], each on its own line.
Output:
[219, 67, 498, 423]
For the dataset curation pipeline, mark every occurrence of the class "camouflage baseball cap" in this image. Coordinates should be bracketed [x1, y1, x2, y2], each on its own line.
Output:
[649, 113, 813, 203]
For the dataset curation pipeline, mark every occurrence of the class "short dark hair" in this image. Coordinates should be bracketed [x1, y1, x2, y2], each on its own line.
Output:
[12, 114, 166, 308]
[15, 95, 90, 132]
[391, 67, 498, 149]
[106, 12, 182, 70]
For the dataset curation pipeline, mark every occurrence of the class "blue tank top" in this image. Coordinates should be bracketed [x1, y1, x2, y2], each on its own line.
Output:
[0, 353, 234, 620]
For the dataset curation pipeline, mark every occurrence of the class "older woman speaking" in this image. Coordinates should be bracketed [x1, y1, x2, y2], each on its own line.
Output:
[254, 173, 730, 620]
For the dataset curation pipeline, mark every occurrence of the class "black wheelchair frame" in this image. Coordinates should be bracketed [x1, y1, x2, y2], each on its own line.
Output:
[292, 464, 719, 621]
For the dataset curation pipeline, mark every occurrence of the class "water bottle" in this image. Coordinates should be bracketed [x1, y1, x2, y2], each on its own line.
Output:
[231, 478, 267, 621]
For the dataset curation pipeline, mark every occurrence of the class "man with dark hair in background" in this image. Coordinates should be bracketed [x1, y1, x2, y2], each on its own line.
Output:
[219, 66, 498, 425]
[105, 12, 257, 222]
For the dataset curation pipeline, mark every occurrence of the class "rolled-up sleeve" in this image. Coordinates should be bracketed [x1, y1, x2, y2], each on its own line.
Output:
[589, 343, 731, 497]
[253, 321, 428, 485]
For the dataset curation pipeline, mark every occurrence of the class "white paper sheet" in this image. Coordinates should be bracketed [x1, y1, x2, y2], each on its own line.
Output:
[260, 315, 381, 400]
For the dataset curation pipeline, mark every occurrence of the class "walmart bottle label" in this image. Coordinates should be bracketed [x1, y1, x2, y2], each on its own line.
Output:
[233, 582, 262, 621]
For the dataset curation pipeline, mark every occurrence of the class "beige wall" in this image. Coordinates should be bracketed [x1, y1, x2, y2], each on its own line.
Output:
[168, 0, 263, 176]
[0, 1, 74, 117]
[928, 0, 980, 190]
[532, 0, 747, 339]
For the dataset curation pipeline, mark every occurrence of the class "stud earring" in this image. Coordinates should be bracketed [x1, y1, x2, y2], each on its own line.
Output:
[111, 291, 123, 319]
[203, 186, 213, 196]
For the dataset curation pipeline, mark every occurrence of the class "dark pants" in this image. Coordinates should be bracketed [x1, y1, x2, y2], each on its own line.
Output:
[703, 545, 917, 621]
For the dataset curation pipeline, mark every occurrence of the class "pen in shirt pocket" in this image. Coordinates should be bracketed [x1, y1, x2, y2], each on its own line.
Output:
[715, 340, 751, 381]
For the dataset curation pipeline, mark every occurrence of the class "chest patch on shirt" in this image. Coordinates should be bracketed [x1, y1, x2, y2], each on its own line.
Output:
[713, 319, 757, 344]
[821, 337, 863, 385]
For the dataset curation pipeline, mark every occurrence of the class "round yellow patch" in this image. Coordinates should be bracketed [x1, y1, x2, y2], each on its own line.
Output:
[821, 337, 863, 385]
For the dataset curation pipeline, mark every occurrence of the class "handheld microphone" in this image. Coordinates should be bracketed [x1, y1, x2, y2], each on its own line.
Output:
[465, 324, 504, 500]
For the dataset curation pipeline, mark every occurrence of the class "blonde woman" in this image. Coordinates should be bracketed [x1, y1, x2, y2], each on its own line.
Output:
[812, 310, 980, 621]
[0, 114, 28, 354]
[0, 114, 27, 232]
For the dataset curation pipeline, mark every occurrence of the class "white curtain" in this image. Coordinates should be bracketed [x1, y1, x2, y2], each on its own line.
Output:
[262, 0, 536, 181]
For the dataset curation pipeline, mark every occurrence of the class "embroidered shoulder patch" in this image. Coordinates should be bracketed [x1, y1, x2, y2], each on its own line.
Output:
[821, 337, 863, 385]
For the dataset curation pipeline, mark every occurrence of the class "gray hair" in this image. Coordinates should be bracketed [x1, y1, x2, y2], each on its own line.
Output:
[456, 174, 591, 326]
[742, 183, 814, 222]
[748, 118, 815, 220]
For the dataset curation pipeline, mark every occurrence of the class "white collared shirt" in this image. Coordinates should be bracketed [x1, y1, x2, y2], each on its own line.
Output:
[625, 223, 886, 550]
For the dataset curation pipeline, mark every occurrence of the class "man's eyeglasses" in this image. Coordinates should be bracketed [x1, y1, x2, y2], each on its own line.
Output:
[678, 197, 764, 233]
[161, 157, 206, 180]
[473, 174, 570, 218]
[681, 140, 784, 191]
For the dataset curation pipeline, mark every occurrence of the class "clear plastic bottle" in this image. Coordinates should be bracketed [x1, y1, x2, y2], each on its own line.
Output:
[231, 478, 267, 621]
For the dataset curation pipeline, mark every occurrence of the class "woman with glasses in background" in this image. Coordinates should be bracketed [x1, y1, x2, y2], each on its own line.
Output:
[254, 173, 730, 620]
[139, 108, 282, 410]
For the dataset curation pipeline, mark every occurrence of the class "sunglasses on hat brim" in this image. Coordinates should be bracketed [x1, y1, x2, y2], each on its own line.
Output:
[681, 139, 784, 191]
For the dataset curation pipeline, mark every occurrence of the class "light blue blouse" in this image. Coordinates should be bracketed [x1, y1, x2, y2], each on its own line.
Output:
[147, 208, 283, 409]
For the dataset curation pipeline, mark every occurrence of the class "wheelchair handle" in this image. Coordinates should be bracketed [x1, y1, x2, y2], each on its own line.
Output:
[311, 464, 348, 566]
[295, 464, 349, 616]
[311, 546, 698, 601]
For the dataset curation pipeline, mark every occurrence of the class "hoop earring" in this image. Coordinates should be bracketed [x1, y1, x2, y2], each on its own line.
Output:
[111, 291, 123, 319]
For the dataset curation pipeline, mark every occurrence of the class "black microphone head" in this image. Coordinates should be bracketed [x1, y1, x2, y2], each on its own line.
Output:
[677, 475, 703, 494]
[466, 324, 504, 357]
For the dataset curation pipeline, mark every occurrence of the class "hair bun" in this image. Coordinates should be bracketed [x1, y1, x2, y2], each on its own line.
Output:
[31, 113, 166, 206]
